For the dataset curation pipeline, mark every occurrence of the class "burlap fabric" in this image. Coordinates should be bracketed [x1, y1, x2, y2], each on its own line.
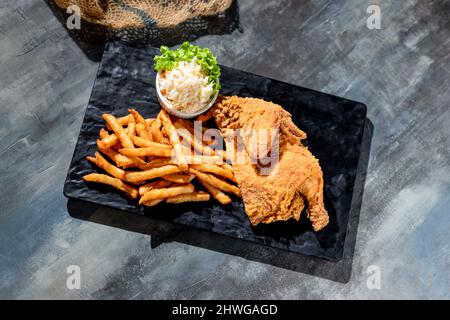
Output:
[52, 0, 239, 46]
[54, 0, 233, 29]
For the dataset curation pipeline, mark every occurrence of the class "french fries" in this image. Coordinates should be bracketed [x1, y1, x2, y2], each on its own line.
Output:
[166, 191, 210, 203]
[97, 140, 148, 170]
[139, 183, 195, 204]
[119, 147, 173, 158]
[102, 114, 134, 148]
[150, 116, 166, 144]
[196, 109, 214, 122]
[174, 119, 228, 160]
[83, 173, 138, 198]
[129, 108, 154, 140]
[142, 199, 164, 207]
[185, 155, 223, 165]
[105, 114, 132, 130]
[130, 136, 171, 149]
[174, 121, 215, 156]
[122, 155, 148, 170]
[198, 180, 232, 205]
[99, 133, 119, 149]
[146, 157, 174, 168]
[159, 110, 188, 171]
[126, 165, 181, 182]
[83, 109, 240, 208]
[162, 173, 195, 184]
[97, 140, 135, 168]
[117, 114, 133, 126]
[86, 151, 126, 180]
[100, 124, 139, 148]
[189, 168, 241, 197]
[128, 108, 146, 125]
[135, 123, 151, 141]
[126, 116, 136, 137]
[139, 179, 172, 196]
[222, 163, 234, 173]
[190, 164, 235, 182]
[99, 128, 109, 139]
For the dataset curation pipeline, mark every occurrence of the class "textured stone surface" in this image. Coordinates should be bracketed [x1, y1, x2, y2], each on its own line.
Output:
[0, 0, 449, 299]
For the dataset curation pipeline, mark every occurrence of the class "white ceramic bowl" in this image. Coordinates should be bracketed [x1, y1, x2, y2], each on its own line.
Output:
[155, 72, 219, 119]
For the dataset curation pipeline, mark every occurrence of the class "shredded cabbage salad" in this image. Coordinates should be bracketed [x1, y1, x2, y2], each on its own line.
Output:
[154, 42, 221, 112]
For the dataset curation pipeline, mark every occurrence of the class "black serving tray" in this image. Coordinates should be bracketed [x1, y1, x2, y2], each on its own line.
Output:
[64, 41, 371, 262]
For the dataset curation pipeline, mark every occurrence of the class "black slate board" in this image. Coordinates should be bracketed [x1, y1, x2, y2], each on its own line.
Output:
[64, 41, 370, 261]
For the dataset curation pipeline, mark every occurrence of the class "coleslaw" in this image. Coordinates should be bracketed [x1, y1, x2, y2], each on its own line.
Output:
[154, 42, 220, 113]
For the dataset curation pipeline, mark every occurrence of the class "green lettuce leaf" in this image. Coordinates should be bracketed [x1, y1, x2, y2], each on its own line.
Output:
[153, 42, 221, 92]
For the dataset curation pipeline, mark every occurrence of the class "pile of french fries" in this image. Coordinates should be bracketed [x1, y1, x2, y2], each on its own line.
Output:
[83, 108, 240, 206]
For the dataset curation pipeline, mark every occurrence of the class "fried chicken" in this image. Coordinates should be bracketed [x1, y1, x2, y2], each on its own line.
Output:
[211, 96, 329, 231]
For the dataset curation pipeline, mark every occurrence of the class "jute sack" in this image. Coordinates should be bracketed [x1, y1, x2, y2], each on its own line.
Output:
[54, 0, 233, 29]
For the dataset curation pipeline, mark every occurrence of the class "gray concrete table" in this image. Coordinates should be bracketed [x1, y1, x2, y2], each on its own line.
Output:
[1, 0, 449, 299]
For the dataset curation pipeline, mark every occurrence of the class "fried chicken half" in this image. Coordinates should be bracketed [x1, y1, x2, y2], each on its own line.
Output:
[211, 96, 329, 231]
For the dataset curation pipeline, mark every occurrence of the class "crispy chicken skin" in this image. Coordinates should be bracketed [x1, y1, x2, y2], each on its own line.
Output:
[211, 96, 329, 231]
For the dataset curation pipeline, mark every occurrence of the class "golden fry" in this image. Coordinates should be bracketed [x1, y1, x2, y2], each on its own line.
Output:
[139, 179, 172, 196]
[162, 173, 195, 184]
[100, 134, 118, 149]
[124, 158, 173, 171]
[117, 114, 132, 126]
[174, 121, 215, 157]
[86, 151, 126, 180]
[165, 191, 210, 203]
[125, 156, 149, 170]
[175, 118, 194, 132]
[196, 110, 214, 122]
[135, 123, 151, 141]
[131, 135, 171, 149]
[119, 147, 173, 158]
[97, 140, 135, 168]
[185, 155, 223, 165]
[139, 183, 195, 204]
[87, 110, 242, 208]
[202, 127, 226, 151]
[142, 199, 164, 207]
[146, 157, 174, 168]
[126, 165, 181, 183]
[129, 109, 153, 140]
[83, 173, 138, 198]
[177, 118, 211, 136]
[189, 168, 240, 196]
[102, 114, 134, 148]
[161, 124, 171, 140]
[99, 128, 109, 139]
[215, 149, 229, 161]
[97, 137, 149, 170]
[145, 118, 155, 126]
[172, 121, 225, 161]
[222, 163, 234, 172]
[100, 126, 137, 149]
[181, 144, 194, 156]
[150, 116, 166, 144]
[106, 114, 132, 131]
[177, 119, 222, 152]
[127, 116, 136, 137]
[199, 180, 232, 205]
[175, 119, 227, 160]
[128, 108, 146, 124]
[159, 110, 188, 170]
[189, 164, 235, 182]
[97, 140, 148, 169]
